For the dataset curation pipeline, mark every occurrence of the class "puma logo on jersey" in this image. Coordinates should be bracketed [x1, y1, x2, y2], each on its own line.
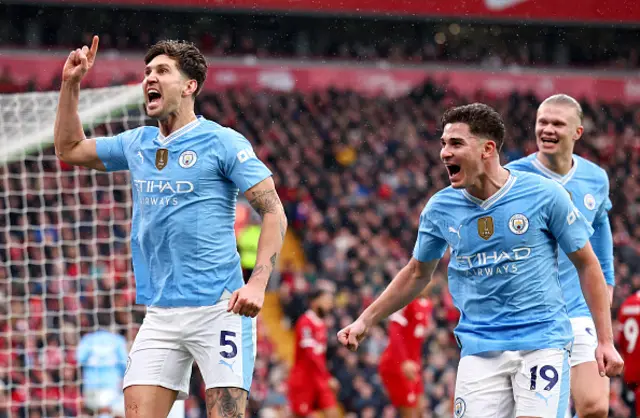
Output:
[449, 225, 462, 239]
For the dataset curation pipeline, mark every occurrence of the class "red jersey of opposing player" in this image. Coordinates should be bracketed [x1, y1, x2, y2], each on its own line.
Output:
[288, 310, 337, 416]
[618, 292, 640, 384]
[378, 297, 433, 408]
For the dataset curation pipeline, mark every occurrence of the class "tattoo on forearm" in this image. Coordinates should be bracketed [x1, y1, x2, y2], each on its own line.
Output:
[270, 253, 278, 271]
[205, 387, 247, 418]
[251, 264, 268, 278]
[249, 189, 281, 218]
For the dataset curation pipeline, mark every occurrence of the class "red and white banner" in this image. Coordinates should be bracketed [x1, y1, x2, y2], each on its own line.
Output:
[11, 0, 640, 23]
[2, 55, 640, 103]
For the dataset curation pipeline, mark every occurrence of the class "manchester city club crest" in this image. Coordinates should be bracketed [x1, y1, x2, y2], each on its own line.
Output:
[584, 193, 596, 211]
[179, 150, 198, 168]
[508, 213, 529, 235]
[454, 397, 466, 417]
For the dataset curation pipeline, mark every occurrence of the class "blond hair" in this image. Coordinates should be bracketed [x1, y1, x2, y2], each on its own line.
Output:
[540, 94, 583, 123]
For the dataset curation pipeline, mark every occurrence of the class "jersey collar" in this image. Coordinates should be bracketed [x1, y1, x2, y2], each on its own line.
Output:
[156, 117, 202, 146]
[461, 173, 517, 210]
[531, 154, 578, 185]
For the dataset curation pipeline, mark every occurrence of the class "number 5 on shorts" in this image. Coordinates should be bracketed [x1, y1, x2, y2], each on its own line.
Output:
[220, 330, 238, 359]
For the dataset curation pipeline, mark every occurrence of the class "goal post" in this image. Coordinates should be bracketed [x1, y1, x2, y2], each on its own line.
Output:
[0, 84, 157, 417]
[0, 84, 145, 165]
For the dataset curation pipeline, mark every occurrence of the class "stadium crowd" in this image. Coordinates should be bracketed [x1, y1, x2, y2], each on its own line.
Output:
[1, 76, 640, 417]
[1, 3, 640, 77]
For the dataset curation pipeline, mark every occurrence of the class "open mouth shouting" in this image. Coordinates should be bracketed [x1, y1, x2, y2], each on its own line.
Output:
[146, 88, 162, 111]
[445, 163, 462, 183]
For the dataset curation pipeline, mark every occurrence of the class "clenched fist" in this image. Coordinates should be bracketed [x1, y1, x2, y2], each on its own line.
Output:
[337, 318, 369, 351]
[227, 281, 265, 318]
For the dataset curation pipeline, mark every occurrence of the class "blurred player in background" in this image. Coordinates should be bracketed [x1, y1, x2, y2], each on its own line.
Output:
[378, 287, 432, 418]
[77, 314, 186, 418]
[54, 35, 287, 418]
[616, 291, 640, 417]
[288, 289, 340, 418]
[76, 314, 128, 418]
[338, 103, 623, 418]
[506, 94, 615, 418]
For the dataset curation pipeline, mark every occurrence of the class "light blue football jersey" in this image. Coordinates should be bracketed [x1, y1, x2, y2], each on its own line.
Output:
[506, 154, 614, 318]
[413, 170, 593, 356]
[95, 117, 272, 307]
[76, 330, 128, 391]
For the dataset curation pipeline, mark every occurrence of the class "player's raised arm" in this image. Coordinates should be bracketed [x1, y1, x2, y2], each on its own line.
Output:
[337, 257, 438, 351]
[228, 176, 288, 317]
[54, 35, 106, 170]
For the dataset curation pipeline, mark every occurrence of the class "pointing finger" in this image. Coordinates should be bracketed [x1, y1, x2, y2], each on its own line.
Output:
[88, 35, 100, 58]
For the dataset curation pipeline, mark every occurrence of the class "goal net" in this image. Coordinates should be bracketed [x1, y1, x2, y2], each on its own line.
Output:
[0, 84, 148, 417]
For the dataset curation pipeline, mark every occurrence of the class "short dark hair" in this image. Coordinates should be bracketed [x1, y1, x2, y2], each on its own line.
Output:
[441, 103, 506, 151]
[144, 40, 208, 97]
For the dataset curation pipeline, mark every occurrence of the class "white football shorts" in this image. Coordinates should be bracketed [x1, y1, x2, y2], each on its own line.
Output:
[569, 317, 598, 367]
[123, 293, 257, 400]
[454, 348, 571, 418]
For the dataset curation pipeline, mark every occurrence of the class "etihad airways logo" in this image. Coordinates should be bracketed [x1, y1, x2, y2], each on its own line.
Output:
[133, 180, 194, 194]
[133, 179, 195, 206]
[456, 247, 531, 276]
